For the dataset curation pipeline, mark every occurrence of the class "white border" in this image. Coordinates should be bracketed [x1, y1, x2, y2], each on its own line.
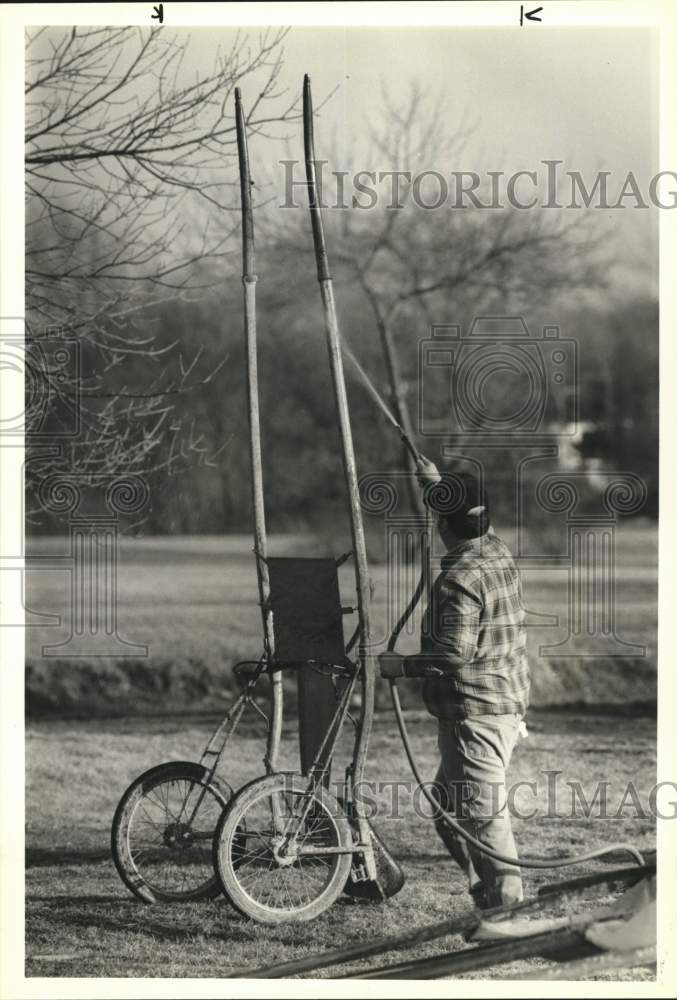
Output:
[1, 2, 675, 998]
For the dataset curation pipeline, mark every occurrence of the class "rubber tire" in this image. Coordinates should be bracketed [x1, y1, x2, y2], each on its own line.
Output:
[214, 772, 353, 924]
[112, 760, 233, 903]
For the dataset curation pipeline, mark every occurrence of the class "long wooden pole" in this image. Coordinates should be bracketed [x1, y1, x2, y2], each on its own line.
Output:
[303, 74, 374, 814]
[348, 927, 589, 980]
[231, 863, 653, 978]
[234, 88, 282, 772]
[366, 293, 425, 517]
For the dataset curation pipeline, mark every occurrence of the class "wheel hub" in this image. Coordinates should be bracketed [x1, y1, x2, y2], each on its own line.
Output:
[271, 834, 297, 867]
[163, 821, 194, 850]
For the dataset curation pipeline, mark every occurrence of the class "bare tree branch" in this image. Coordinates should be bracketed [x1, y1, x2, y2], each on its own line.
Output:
[25, 25, 295, 497]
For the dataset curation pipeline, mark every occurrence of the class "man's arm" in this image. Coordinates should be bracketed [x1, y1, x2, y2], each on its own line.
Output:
[403, 577, 481, 677]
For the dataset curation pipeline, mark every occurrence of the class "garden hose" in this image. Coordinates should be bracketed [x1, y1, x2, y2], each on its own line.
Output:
[389, 677, 645, 869]
[387, 558, 646, 871]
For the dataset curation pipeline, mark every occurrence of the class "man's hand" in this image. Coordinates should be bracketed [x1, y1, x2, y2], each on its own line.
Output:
[416, 455, 441, 489]
[404, 659, 446, 678]
[378, 652, 405, 679]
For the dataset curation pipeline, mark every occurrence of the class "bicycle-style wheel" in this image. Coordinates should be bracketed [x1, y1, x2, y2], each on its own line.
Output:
[214, 772, 353, 924]
[112, 760, 232, 903]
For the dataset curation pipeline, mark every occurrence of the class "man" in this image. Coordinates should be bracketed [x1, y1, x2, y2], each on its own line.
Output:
[378, 459, 529, 911]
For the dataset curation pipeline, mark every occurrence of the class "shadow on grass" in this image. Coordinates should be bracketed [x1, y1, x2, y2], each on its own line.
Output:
[46, 910, 226, 943]
[27, 894, 127, 904]
[26, 847, 111, 867]
[28, 904, 281, 945]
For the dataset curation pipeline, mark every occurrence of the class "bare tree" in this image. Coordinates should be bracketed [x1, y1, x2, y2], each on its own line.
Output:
[25, 25, 297, 490]
[259, 82, 608, 511]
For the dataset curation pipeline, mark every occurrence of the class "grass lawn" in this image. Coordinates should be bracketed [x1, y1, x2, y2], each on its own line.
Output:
[25, 710, 656, 980]
[23, 524, 658, 978]
[25, 523, 657, 716]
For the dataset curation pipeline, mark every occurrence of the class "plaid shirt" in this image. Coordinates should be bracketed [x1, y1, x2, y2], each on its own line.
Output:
[404, 533, 530, 720]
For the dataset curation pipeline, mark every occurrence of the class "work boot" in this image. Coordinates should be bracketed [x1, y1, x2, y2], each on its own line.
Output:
[487, 873, 523, 909]
[463, 874, 522, 942]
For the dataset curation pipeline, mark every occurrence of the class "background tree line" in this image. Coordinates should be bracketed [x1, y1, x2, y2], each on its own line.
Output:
[25, 28, 658, 539]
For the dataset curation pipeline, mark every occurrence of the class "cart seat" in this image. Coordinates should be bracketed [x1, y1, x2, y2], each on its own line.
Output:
[267, 557, 353, 669]
[266, 556, 355, 776]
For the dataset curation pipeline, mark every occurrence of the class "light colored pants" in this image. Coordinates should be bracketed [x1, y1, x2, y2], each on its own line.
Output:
[432, 713, 523, 909]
